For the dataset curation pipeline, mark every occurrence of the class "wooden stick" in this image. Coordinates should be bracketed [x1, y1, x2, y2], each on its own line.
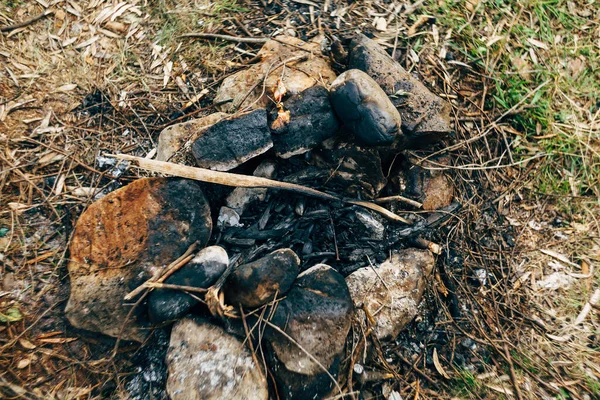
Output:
[124, 241, 198, 300]
[180, 32, 268, 44]
[0, 11, 54, 33]
[374, 195, 423, 209]
[145, 282, 209, 294]
[108, 154, 412, 224]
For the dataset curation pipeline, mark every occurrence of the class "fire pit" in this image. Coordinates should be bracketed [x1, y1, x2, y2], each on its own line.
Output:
[65, 33, 456, 400]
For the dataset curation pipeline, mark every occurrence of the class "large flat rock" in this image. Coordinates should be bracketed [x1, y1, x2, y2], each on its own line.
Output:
[65, 178, 212, 342]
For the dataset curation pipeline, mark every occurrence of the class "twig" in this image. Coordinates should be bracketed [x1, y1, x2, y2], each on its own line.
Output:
[124, 241, 198, 300]
[0, 10, 54, 33]
[375, 195, 423, 209]
[144, 282, 209, 294]
[107, 154, 412, 224]
[180, 32, 268, 44]
[504, 344, 524, 400]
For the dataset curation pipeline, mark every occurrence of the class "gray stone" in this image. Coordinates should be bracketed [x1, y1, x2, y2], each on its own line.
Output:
[345, 248, 435, 340]
[330, 69, 402, 146]
[225, 160, 276, 216]
[156, 112, 228, 161]
[191, 109, 272, 171]
[266, 264, 354, 400]
[147, 246, 228, 323]
[348, 34, 452, 146]
[166, 317, 268, 400]
[65, 178, 212, 342]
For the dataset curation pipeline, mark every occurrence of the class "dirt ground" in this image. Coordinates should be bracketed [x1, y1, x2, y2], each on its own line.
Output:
[1, 0, 599, 399]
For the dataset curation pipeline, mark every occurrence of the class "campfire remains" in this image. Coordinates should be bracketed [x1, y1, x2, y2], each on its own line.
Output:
[65, 33, 455, 399]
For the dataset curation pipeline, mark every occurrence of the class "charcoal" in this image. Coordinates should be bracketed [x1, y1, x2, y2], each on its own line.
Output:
[224, 248, 300, 309]
[330, 69, 402, 145]
[147, 246, 228, 324]
[269, 85, 340, 158]
[191, 109, 273, 171]
[349, 34, 452, 146]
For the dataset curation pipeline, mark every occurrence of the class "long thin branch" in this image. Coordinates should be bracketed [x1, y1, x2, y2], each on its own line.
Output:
[107, 154, 412, 224]
[0, 10, 54, 33]
[180, 32, 268, 44]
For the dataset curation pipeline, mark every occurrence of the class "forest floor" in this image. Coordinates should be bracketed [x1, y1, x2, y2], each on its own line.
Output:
[1, 0, 599, 399]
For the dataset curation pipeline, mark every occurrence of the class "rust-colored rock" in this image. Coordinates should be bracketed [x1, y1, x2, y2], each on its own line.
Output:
[65, 178, 212, 342]
[405, 156, 454, 210]
[214, 36, 337, 113]
[156, 112, 228, 161]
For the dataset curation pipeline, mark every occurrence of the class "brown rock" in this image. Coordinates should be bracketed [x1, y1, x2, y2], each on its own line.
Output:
[348, 34, 452, 146]
[167, 317, 268, 400]
[65, 178, 212, 342]
[156, 112, 228, 161]
[405, 156, 454, 210]
[345, 248, 435, 340]
[214, 36, 337, 113]
[224, 248, 300, 309]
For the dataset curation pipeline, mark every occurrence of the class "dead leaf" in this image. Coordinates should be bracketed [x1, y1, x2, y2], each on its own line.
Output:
[527, 38, 549, 50]
[17, 358, 31, 369]
[433, 348, 450, 379]
[38, 337, 78, 344]
[270, 107, 290, 131]
[19, 338, 37, 350]
[55, 83, 77, 93]
[273, 79, 287, 103]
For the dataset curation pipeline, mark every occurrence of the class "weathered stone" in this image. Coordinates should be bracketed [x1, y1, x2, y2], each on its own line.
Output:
[266, 264, 354, 400]
[148, 246, 228, 323]
[405, 156, 454, 210]
[65, 178, 212, 342]
[345, 248, 435, 340]
[214, 36, 337, 112]
[191, 109, 273, 171]
[330, 69, 402, 146]
[156, 112, 228, 161]
[348, 34, 452, 145]
[224, 248, 300, 309]
[167, 317, 268, 400]
[269, 85, 340, 158]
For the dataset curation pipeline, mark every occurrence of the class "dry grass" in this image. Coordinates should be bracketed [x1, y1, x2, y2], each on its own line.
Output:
[1, 0, 599, 399]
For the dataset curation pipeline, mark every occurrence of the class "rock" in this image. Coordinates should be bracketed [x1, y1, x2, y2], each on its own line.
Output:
[354, 209, 385, 240]
[156, 112, 228, 162]
[225, 160, 276, 216]
[348, 34, 452, 146]
[266, 264, 354, 400]
[269, 85, 340, 158]
[191, 109, 273, 171]
[65, 178, 212, 342]
[330, 69, 402, 146]
[405, 156, 454, 210]
[345, 248, 435, 340]
[214, 36, 337, 112]
[224, 248, 300, 309]
[147, 246, 228, 323]
[166, 317, 268, 400]
[217, 206, 243, 228]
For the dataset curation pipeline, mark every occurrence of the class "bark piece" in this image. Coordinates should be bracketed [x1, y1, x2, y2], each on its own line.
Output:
[348, 34, 452, 146]
[191, 109, 273, 171]
[148, 246, 228, 323]
[330, 69, 402, 146]
[65, 178, 212, 342]
[167, 318, 268, 400]
[224, 248, 300, 309]
[156, 112, 228, 161]
[405, 156, 454, 210]
[269, 85, 340, 158]
[345, 248, 435, 340]
[266, 264, 354, 400]
[214, 36, 337, 113]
